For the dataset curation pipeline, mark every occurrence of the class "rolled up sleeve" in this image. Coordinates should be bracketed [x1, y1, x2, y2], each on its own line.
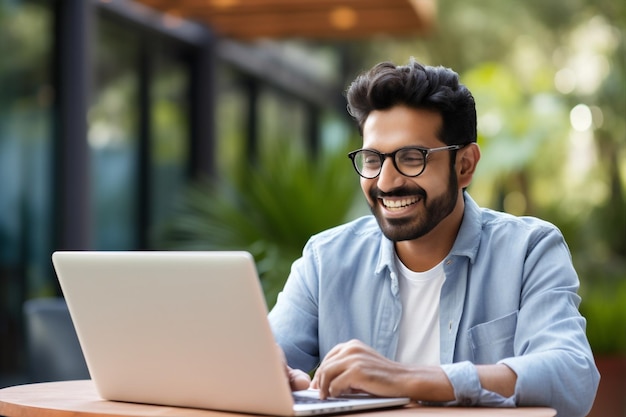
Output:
[441, 361, 516, 407]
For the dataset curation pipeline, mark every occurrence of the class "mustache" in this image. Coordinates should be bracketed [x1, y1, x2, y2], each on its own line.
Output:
[369, 186, 426, 200]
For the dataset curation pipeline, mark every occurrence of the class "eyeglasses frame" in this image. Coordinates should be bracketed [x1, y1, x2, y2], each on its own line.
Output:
[347, 144, 467, 179]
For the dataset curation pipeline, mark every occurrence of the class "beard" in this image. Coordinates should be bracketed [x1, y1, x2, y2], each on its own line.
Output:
[368, 171, 459, 242]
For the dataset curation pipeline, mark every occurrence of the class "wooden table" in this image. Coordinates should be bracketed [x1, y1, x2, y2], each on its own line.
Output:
[0, 380, 556, 417]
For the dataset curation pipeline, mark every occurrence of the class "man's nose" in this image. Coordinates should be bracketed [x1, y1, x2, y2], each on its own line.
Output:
[376, 157, 403, 191]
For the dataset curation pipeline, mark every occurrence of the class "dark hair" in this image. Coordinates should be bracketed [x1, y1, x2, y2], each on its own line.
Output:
[345, 59, 477, 145]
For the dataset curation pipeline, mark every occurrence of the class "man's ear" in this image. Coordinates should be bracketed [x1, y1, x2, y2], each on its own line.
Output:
[457, 143, 480, 188]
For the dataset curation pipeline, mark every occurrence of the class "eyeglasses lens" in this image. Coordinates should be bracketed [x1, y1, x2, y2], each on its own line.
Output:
[353, 149, 426, 178]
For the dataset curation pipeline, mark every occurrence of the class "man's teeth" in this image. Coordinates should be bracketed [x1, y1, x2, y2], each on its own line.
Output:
[382, 197, 418, 209]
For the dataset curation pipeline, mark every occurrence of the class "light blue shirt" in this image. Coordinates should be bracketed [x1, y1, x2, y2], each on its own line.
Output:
[269, 192, 599, 416]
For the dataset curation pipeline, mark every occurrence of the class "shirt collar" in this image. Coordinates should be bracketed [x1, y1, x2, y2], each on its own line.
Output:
[376, 234, 396, 275]
[449, 192, 481, 264]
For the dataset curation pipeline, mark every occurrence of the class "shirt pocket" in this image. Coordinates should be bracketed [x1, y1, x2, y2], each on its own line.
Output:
[468, 311, 518, 364]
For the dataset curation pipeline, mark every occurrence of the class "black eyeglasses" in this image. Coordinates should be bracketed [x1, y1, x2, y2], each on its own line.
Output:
[348, 144, 466, 179]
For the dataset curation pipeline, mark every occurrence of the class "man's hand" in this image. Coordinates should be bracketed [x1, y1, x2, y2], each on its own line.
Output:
[288, 366, 311, 391]
[278, 345, 311, 391]
[311, 339, 516, 402]
[310, 339, 423, 399]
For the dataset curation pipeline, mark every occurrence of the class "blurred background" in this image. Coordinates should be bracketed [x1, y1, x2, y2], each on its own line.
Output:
[0, 0, 624, 412]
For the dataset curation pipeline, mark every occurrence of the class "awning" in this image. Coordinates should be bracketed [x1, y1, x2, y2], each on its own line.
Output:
[130, 0, 437, 40]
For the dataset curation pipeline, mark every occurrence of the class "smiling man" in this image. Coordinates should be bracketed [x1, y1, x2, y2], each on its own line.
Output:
[268, 59, 599, 416]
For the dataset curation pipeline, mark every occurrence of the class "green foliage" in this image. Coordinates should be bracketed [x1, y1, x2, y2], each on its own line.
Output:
[159, 144, 361, 307]
[580, 278, 626, 355]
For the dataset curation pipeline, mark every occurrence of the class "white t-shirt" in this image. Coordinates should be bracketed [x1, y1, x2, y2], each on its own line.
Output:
[395, 255, 445, 366]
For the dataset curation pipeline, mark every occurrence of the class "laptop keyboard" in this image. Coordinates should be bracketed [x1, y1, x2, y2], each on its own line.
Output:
[293, 394, 348, 404]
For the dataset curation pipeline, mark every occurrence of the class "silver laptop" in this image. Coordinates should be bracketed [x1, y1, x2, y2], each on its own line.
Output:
[52, 251, 410, 416]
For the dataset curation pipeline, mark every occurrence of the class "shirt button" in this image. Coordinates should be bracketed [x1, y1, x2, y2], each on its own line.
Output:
[445, 259, 453, 265]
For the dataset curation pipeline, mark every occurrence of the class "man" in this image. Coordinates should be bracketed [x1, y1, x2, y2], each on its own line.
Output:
[268, 59, 599, 416]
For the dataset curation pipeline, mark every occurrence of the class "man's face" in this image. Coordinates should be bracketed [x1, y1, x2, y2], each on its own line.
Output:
[360, 105, 459, 242]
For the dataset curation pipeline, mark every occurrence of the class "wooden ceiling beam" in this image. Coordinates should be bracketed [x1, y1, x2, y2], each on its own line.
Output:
[200, 10, 430, 40]
[131, 0, 435, 40]
[139, 0, 415, 10]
